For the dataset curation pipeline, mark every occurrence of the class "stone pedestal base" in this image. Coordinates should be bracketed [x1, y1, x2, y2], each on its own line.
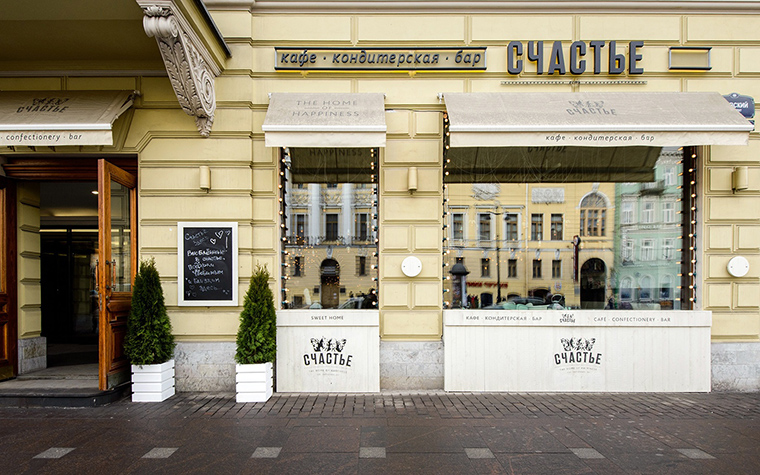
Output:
[380, 341, 443, 390]
[18, 337, 46, 374]
[712, 342, 760, 392]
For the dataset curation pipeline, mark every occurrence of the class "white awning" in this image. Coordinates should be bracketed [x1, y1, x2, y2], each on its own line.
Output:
[0, 91, 136, 146]
[444, 92, 753, 147]
[263, 93, 386, 148]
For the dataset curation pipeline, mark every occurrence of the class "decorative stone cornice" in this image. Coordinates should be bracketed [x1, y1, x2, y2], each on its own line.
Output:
[138, 1, 222, 136]
[204, 0, 760, 14]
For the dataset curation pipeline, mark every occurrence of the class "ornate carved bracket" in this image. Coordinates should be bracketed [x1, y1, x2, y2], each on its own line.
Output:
[139, 3, 220, 136]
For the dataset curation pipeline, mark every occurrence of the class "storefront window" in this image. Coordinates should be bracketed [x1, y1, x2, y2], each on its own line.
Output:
[281, 147, 378, 309]
[443, 145, 690, 310]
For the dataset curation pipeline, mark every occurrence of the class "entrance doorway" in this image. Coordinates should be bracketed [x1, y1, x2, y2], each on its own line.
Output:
[580, 258, 607, 309]
[40, 183, 99, 371]
[1, 157, 136, 390]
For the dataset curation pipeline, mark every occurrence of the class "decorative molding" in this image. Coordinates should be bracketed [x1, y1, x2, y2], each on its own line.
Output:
[471, 183, 500, 202]
[204, 0, 760, 14]
[138, 1, 220, 137]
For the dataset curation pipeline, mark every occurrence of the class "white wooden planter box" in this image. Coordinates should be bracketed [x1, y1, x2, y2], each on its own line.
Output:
[131, 360, 175, 402]
[236, 362, 273, 403]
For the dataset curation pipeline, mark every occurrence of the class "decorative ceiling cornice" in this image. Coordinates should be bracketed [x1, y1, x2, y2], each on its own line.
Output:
[137, 1, 222, 136]
[204, 0, 760, 14]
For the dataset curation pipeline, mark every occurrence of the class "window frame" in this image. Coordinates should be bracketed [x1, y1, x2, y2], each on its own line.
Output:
[478, 212, 492, 244]
[504, 213, 519, 241]
[641, 239, 654, 261]
[550, 214, 563, 241]
[551, 259, 561, 279]
[355, 212, 369, 242]
[480, 258, 490, 277]
[507, 258, 518, 278]
[531, 213, 543, 241]
[642, 200, 655, 224]
[325, 212, 339, 242]
[532, 259, 542, 279]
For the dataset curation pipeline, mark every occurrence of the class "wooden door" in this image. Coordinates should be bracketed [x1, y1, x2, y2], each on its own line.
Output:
[0, 177, 17, 381]
[98, 160, 137, 390]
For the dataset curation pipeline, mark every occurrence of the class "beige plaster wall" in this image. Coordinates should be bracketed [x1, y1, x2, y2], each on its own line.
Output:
[1, 9, 758, 345]
[212, 9, 759, 343]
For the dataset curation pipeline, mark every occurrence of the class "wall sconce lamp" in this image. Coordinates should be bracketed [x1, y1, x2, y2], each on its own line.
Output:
[407, 166, 418, 194]
[199, 165, 211, 192]
[732, 166, 748, 193]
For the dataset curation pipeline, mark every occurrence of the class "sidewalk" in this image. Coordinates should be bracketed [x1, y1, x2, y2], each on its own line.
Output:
[1, 391, 759, 474]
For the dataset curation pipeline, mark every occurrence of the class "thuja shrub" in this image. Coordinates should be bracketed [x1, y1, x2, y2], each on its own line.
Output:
[235, 265, 277, 364]
[124, 258, 175, 366]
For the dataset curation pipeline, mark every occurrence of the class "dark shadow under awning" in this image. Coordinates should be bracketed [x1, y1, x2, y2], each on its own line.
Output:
[445, 146, 662, 183]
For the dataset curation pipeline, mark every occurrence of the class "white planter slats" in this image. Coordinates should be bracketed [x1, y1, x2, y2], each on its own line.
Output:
[131, 360, 176, 402]
[236, 362, 273, 403]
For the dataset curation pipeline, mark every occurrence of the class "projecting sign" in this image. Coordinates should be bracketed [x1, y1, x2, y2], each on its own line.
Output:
[724, 93, 755, 119]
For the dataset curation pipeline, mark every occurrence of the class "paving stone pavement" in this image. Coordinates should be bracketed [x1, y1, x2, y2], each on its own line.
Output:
[1, 391, 759, 474]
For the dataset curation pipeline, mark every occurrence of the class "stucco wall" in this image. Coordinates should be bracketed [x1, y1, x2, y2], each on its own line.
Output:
[1, 6, 759, 390]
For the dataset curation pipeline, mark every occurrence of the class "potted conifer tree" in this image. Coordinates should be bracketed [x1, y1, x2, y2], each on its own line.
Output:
[235, 264, 276, 403]
[124, 257, 176, 402]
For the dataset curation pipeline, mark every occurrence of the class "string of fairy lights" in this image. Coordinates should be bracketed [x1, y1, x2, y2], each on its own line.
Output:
[279, 147, 379, 308]
[442, 113, 452, 307]
[679, 147, 698, 309]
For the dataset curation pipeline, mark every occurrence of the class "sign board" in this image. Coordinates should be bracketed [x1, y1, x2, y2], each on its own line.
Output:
[275, 47, 486, 71]
[178, 222, 238, 306]
[724, 92, 755, 119]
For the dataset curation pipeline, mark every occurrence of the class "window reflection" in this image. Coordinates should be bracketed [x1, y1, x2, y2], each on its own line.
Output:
[281, 148, 378, 309]
[443, 147, 685, 311]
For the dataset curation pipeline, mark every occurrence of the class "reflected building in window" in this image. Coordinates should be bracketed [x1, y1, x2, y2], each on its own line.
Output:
[443, 181, 615, 309]
[281, 148, 379, 309]
[612, 147, 683, 310]
[441, 143, 683, 311]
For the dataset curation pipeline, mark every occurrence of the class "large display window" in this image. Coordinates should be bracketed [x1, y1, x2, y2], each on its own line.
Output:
[280, 147, 379, 310]
[443, 143, 696, 311]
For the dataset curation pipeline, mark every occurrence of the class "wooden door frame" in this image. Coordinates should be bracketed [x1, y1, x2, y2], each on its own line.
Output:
[98, 160, 137, 390]
[0, 176, 18, 380]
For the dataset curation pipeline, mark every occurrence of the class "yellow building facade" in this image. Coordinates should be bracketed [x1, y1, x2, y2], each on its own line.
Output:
[1, 1, 759, 392]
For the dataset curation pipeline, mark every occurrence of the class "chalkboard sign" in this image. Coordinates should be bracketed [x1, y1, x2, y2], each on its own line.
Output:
[178, 222, 238, 306]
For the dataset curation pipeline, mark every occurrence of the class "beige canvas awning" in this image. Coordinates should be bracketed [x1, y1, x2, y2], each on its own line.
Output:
[443, 92, 753, 148]
[263, 93, 386, 148]
[0, 90, 136, 146]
